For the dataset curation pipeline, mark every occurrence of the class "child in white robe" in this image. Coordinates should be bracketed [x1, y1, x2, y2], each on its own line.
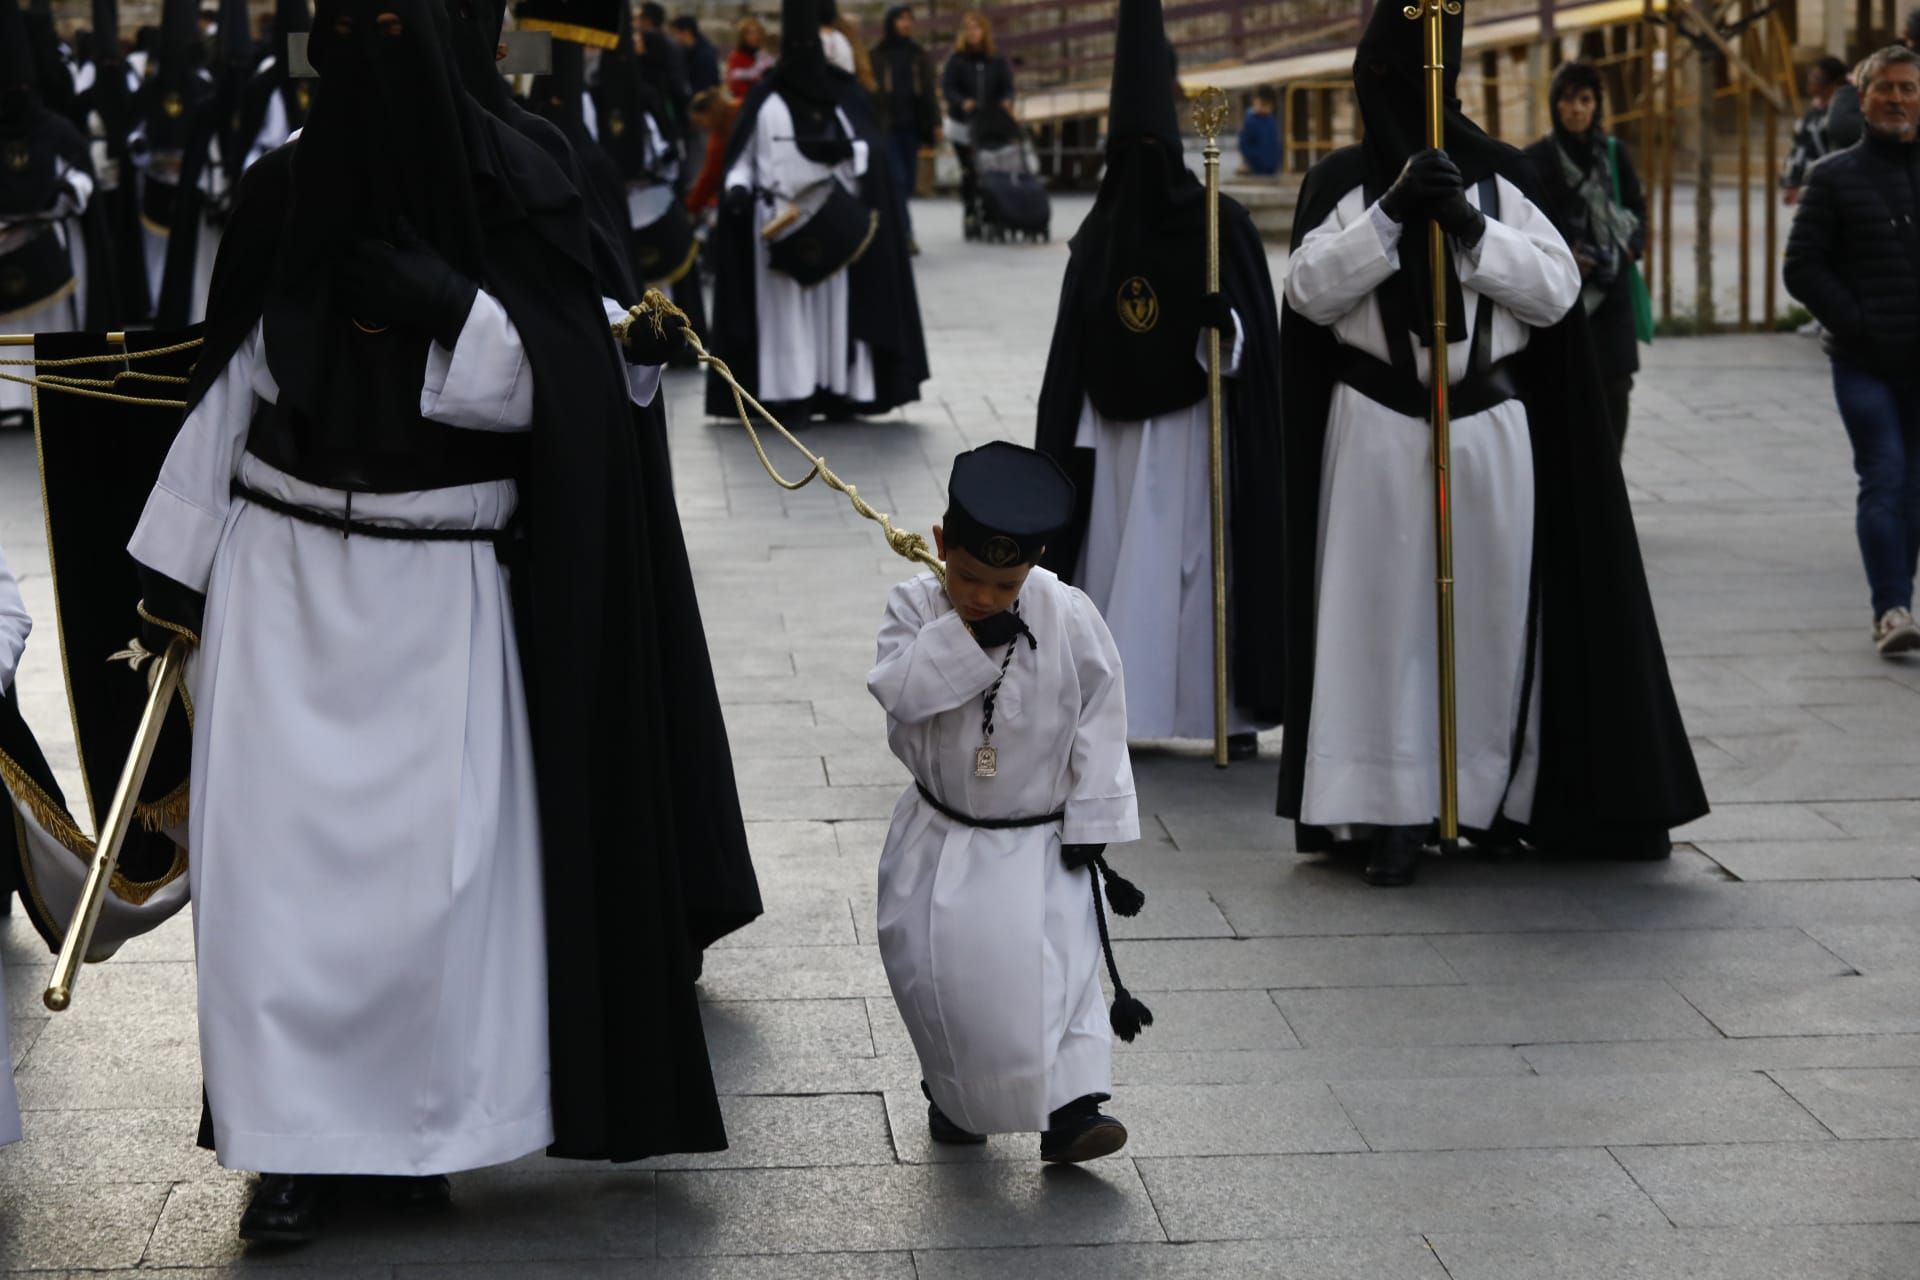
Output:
[869, 441, 1149, 1164]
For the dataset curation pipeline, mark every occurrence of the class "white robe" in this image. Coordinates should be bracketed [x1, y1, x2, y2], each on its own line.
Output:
[0, 161, 94, 417]
[137, 125, 223, 327]
[1073, 314, 1274, 741]
[0, 539, 23, 1149]
[723, 91, 876, 405]
[870, 569, 1138, 1135]
[1283, 180, 1579, 832]
[127, 297, 554, 1175]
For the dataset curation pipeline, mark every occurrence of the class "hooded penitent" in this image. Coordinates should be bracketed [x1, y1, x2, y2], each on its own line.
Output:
[593, 0, 670, 180]
[136, 0, 207, 153]
[1065, 0, 1205, 421]
[1352, 0, 1516, 345]
[1273, 0, 1707, 854]
[1032, 0, 1288, 725]
[237, 0, 313, 152]
[170, 0, 757, 1159]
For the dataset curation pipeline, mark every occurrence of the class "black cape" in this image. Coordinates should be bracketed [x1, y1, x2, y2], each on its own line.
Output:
[704, 70, 929, 419]
[1274, 147, 1707, 853]
[1034, 193, 1287, 724]
[172, 137, 757, 1160]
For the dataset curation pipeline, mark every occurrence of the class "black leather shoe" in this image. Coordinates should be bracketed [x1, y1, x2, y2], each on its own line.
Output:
[367, 1174, 452, 1215]
[1040, 1094, 1128, 1164]
[922, 1082, 986, 1144]
[238, 1173, 334, 1244]
[1226, 732, 1260, 761]
[1363, 828, 1423, 887]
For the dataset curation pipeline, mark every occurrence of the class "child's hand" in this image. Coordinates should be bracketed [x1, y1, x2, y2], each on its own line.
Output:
[968, 610, 1025, 649]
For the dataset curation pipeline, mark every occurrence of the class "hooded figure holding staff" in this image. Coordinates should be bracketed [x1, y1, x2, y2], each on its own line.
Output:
[1033, 0, 1285, 757]
[1276, 0, 1706, 885]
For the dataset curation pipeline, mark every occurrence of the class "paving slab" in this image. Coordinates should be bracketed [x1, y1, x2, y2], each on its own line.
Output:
[1519, 1034, 1920, 1077]
[0, 1180, 170, 1271]
[1427, 1224, 1920, 1280]
[1671, 975, 1920, 1037]
[1275, 980, 1722, 1048]
[911, 1237, 1450, 1279]
[1331, 1072, 1830, 1151]
[1768, 1067, 1920, 1139]
[1696, 840, 1920, 881]
[1799, 922, 1920, 974]
[1612, 1139, 1920, 1227]
[652, 1161, 1166, 1255]
[1135, 1148, 1669, 1240]
[398, 1256, 912, 1279]
[1426, 927, 1851, 983]
[1110, 937, 1461, 992]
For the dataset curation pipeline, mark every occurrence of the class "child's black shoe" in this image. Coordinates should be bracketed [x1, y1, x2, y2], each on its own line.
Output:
[922, 1082, 986, 1145]
[1040, 1093, 1128, 1164]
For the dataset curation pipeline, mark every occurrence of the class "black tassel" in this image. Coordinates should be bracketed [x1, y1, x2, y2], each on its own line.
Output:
[1109, 987, 1155, 1042]
[1061, 842, 1102, 872]
[1096, 859, 1146, 918]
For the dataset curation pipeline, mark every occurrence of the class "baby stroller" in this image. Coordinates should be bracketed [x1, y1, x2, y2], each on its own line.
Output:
[965, 132, 1050, 244]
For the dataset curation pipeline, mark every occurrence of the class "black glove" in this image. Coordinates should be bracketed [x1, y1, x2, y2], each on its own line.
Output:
[1432, 187, 1487, 248]
[136, 566, 204, 654]
[1378, 148, 1462, 224]
[1198, 291, 1233, 334]
[968, 609, 1028, 649]
[1061, 843, 1105, 871]
[799, 135, 855, 166]
[341, 228, 478, 349]
[722, 185, 755, 218]
[622, 306, 688, 366]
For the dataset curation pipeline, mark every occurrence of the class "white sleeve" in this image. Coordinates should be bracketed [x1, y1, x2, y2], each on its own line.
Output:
[1283, 193, 1403, 327]
[0, 539, 30, 694]
[419, 290, 536, 432]
[1455, 177, 1582, 328]
[867, 581, 1003, 728]
[1191, 307, 1246, 378]
[127, 325, 267, 593]
[1063, 588, 1140, 846]
[603, 295, 663, 408]
[836, 107, 870, 178]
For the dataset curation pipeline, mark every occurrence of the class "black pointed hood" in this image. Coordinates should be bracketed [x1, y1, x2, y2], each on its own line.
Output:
[1059, 0, 1207, 422]
[92, 0, 122, 66]
[0, 0, 34, 98]
[1104, 0, 1181, 155]
[531, 36, 588, 134]
[137, 0, 207, 150]
[770, 0, 835, 107]
[593, 0, 666, 178]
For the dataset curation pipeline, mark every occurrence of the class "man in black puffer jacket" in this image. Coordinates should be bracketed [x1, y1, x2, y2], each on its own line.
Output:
[1785, 44, 1920, 657]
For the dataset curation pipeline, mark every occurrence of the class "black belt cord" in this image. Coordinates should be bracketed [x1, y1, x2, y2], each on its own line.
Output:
[914, 781, 1154, 1042]
[231, 479, 508, 544]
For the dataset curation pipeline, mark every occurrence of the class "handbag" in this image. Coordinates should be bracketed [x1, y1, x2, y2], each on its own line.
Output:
[1609, 136, 1655, 344]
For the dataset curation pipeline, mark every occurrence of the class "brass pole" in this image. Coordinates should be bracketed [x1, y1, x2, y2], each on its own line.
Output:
[1408, 0, 1460, 842]
[1193, 87, 1232, 769]
[44, 639, 188, 1012]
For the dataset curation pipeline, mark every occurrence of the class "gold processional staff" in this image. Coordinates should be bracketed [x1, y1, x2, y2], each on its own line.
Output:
[1191, 87, 1232, 770]
[1409, 0, 1463, 845]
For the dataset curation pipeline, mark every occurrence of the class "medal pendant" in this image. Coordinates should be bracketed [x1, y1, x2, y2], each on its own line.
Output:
[974, 745, 998, 778]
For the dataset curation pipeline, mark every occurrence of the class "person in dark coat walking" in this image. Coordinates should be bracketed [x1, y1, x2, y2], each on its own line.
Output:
[941, 10, 1014, 235]
[1785, 44, 1920, 657]
[1524, 60, 1646, 451]
[872, 5, 939, 246]
[669, 15, 722, 94]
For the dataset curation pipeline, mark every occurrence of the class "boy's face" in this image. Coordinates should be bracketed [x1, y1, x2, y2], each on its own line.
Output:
[933, 525, 1036, 622]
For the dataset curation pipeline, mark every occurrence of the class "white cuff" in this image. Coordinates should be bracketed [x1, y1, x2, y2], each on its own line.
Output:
[1367, 201, 1403, 267]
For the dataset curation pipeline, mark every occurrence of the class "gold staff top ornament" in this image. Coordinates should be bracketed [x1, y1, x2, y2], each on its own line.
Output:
[1189, 85, 1230, 143]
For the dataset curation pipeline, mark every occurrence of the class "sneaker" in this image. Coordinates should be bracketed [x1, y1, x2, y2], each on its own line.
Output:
[1040, 1094, 1128, 1164]
[1873, 607, 1920, 657]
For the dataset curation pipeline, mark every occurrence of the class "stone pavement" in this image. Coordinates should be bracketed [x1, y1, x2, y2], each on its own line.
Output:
[3, 192, 1918, 1277]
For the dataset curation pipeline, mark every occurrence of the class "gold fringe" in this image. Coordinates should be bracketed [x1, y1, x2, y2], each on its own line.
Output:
[0, 748, 92, 857]
[515, 17, 620, 49]
[136, 778, 190, 834]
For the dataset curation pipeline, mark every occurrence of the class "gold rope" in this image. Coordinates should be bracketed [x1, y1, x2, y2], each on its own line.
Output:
[0, 335, 203, 409]
[618, 289, 946, 583]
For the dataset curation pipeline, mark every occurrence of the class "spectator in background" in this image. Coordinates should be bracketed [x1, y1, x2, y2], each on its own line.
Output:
[1785, 56, 1851, 203]
[1238, 84, 1281, 175]
[1784, 44, 1920, 657]
[1525, 60, 1647, 452]
[725, 15, 773, 101]
[1829, 13, 1920, 150]
[942, 9, 1015, 235]
[684, 87, 738, 216]
[638, 1, 691, 124]
[820, 0, 857, 77]
[669, 15, 722, 94]
[873, 4, 941, 249]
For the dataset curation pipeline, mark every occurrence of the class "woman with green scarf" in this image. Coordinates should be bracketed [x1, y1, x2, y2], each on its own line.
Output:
[1526, 61, 1649, 453]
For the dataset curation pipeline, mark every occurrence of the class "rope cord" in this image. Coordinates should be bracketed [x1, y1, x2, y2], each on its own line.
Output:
[0, 335, 204, 409]
[618, 289, 946, 583]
